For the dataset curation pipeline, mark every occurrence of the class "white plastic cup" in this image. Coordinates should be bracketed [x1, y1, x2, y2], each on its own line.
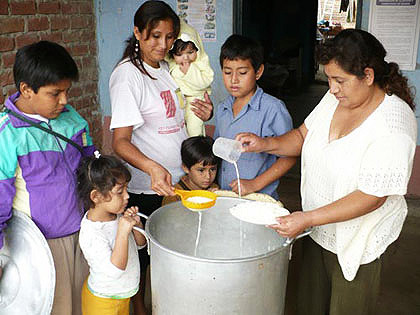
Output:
[212, 137, 242, 163]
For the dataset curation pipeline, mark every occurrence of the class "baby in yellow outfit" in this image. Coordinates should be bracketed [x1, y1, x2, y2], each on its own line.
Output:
[166, 21, 214, 136]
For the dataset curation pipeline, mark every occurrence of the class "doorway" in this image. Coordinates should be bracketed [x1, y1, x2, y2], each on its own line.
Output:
[233, 0, 361, 128]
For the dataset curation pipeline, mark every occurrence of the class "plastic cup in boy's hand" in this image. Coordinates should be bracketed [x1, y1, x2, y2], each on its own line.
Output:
[212, 137, 242, 163]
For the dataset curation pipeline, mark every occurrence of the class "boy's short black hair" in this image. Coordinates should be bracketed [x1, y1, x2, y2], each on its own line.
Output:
[168, 39, 198, 58]
[14, 40, 79, 93]
[181, 136, 220, 169]
[219, 34, 264, 72]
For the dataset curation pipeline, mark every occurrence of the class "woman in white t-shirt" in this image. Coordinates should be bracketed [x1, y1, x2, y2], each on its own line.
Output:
[236, 29, 417, 314]
[109, 2, 212, 314]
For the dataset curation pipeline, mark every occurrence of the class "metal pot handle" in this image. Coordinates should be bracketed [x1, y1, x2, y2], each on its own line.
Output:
[282, 228, 312, 260]
[282, 228, 312, 248]
[133, 212, 151, 255]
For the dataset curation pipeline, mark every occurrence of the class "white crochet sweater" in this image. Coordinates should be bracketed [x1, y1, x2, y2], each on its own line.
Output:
[301, 91, 417, 281]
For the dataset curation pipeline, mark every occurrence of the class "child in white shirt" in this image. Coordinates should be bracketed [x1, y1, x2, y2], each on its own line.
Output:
[76, 153, 146, 315]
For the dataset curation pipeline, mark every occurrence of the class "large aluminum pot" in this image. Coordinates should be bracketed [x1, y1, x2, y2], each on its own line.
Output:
[136, 197, 309, 315]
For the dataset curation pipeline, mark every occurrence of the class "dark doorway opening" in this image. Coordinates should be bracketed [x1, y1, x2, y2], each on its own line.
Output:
[234, 0, 328, 128]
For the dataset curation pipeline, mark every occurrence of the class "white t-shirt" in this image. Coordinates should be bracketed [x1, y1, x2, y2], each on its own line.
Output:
[110, 60, 187, 194]
[79, 213, 143, 298]
[302, 91, 417, 281]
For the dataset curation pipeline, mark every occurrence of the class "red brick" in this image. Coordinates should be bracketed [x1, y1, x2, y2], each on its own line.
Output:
[69, 86, 82, 98]
[0, 0, 8, 15]
[2, 52, 15, 67]
[50, 16, 70, 31]
[39, 32, 62, 43]
[71, 16, 88, 29]
[84, 82, 97, 94]
[37, 2, 60, 14]
[0, 92, 4, 105]
[74, 58, 82, 69]
[28, 16, 49, 31]
[70, 44, 88, 56]
[81, 56, 93, 69]
[10, 1, 35, 15]
[61, 3, 77, 14]
[62, 30, 79, 43]
[0, 36, 14, 51]
[86, 16, 95, 28]
[0, 69, 14, 86]
[79, 2, 93, 14]
[6, 86, 17, 97]
[0, 17, 24, 34]
[80, 30, 95, 42]
[89, 42, 96, 55]
[15, 33, 39, 49]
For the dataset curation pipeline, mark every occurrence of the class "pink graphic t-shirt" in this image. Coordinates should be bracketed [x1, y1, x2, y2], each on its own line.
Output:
[110, 60, 187, 194]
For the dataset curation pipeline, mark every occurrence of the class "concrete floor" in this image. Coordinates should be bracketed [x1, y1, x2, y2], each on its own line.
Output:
[278, 175, 420, 315]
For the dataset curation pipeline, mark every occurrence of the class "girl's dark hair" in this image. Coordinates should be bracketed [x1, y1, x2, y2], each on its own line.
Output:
[121, 1, 180, 79]
[76, 154, 131, 210]
[181, 136, 220, 169]
[316, 29, 415, 110]
[14, 41, 78, 93]
[168, 39, 198, 58]
[219, 34, 264, 72]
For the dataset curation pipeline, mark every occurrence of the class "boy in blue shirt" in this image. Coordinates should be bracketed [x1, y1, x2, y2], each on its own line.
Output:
[193, 34, 295, 199]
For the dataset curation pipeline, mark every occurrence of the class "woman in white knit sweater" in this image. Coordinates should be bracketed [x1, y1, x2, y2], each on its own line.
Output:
[236, 29, 417, 315]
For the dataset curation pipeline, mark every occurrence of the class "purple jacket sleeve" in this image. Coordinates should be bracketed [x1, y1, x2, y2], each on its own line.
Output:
[0, 178, 16, 249]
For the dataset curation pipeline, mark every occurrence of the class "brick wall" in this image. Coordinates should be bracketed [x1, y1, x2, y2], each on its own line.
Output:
[0, 0, 102, 148]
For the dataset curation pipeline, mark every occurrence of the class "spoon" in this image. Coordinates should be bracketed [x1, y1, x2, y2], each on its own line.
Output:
[174, 189, 217, 211]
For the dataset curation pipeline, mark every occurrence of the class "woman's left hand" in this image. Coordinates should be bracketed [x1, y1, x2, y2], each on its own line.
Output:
[190, 92, 213, 122]
[268, 211, 310, 238]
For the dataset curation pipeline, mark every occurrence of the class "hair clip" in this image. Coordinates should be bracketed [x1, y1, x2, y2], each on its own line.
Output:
[94, 150, 101, 159]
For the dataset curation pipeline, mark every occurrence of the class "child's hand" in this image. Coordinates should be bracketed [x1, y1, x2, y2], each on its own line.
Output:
[179, 61, 191, 74]
[123, 206, 141, 225]
[118, 214, 138, 235]
[190, 92, 213, 122]
[230, 178, 258, 196]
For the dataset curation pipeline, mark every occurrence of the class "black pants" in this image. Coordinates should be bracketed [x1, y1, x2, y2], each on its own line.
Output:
[127, 192, 163, 272]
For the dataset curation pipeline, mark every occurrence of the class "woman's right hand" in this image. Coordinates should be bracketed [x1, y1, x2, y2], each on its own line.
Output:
[148, 162, 175, 196]
[235, 132, 267, 153]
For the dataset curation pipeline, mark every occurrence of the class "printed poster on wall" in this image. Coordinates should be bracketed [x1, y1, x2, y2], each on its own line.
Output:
[176, 0, 217, 42]
[368, 0, 420, 71]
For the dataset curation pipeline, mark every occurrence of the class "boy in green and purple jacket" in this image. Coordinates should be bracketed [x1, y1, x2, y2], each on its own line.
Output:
[0, 41, 95, 315]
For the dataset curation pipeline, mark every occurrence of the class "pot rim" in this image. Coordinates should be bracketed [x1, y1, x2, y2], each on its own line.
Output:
[144, 197, 291, 264]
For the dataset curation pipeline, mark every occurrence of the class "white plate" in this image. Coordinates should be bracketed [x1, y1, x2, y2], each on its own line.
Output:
[229, 201, 290, 225]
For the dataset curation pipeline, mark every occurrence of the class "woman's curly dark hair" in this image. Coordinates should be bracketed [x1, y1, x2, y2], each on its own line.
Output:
[316, 29, 415, 110]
